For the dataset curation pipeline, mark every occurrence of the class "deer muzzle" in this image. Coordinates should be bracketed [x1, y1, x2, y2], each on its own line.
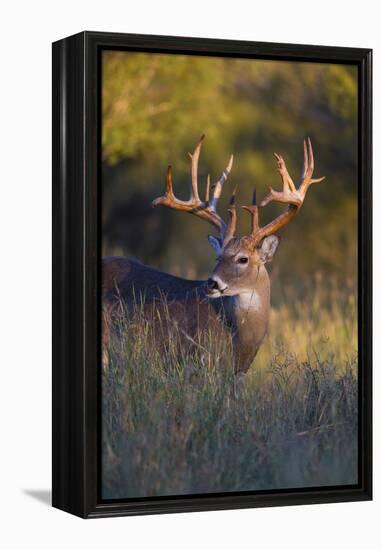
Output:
[206, 276, 228, 297]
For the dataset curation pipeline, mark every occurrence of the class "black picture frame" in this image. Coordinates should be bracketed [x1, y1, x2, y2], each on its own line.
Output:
[52, 31, 372, 519]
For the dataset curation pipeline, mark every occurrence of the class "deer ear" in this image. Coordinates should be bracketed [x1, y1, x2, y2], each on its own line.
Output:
[208, 235, 222, 256]
[258, 235, 280, 264]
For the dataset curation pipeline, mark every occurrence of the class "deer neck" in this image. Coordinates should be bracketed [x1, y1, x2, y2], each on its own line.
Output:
[235, 265, 270, 328]
[214, 265, 271, 373]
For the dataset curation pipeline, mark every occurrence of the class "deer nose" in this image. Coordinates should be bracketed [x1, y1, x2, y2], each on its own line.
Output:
[207, 277, 228, 293]
[207, 278, 219, 291]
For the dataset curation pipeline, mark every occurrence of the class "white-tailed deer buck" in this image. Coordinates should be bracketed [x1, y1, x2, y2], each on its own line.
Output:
[103, 135, 325, 373]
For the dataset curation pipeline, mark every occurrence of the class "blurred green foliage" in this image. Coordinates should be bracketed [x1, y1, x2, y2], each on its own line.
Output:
[102, 51, 358, 289]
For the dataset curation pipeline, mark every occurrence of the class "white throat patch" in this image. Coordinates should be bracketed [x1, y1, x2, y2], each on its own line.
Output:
[236, 290, 262, 313]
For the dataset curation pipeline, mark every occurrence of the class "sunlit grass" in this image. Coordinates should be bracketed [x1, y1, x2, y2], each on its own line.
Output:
[102, 277, 358, 499]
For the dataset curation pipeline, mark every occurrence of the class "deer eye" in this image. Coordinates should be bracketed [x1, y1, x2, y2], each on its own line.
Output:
[237, 256, 249, 265]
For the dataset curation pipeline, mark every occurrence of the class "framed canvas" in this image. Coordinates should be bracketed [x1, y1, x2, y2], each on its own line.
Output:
[52, 31, 372, 518]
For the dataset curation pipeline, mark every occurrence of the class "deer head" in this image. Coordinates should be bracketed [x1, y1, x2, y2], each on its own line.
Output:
[153, 135, 325, 298]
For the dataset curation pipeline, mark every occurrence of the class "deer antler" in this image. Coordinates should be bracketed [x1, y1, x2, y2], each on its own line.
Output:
[152, 135, 234, 243]
[243, 138, 325, 246]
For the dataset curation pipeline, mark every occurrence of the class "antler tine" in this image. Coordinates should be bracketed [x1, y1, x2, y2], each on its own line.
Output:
[300, 137, 325, 193]
[307, 137, 314, 177]
[249, 139, 325, 246]
[242, 189, 260, 236]
[165, 165, 174, 198]
[301, 138, 308, 180]
[274, 152, 296, 193]
[209, 154, 234, 212]
[261, 152, 300, 208]
[188, 134, 205, 202]
[223, 185, 238, 247]
[205, 174, 211, 204]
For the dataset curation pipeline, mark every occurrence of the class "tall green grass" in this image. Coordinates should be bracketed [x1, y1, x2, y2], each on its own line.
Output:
[102, 276, 358, 499]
